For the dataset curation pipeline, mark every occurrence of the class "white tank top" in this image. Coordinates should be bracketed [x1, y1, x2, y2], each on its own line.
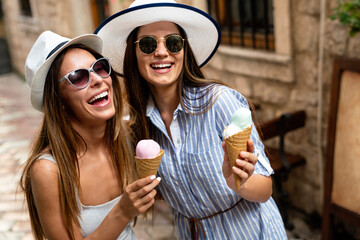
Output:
[39, 154, 137, 239]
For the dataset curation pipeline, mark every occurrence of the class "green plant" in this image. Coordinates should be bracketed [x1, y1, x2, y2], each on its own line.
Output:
[330, 0, 360, 37]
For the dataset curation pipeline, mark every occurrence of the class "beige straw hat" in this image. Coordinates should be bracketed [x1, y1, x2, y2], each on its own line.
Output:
[94, 0, 221, 74]
[25, 31, 103, 112]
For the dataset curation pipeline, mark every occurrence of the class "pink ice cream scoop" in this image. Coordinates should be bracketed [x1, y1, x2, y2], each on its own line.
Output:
[135, 139, 161, 159]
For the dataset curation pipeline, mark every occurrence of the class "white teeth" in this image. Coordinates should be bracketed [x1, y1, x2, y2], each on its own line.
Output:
[89, 91, 108, 103]
[152, 64, 171, 68]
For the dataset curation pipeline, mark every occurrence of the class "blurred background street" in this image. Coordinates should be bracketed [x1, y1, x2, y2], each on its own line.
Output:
[0, 72, 176, 240]
[0, 73, 41, 240]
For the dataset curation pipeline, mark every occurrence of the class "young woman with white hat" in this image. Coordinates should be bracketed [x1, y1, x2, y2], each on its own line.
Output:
[20, 30, 161, 240]
[96, 0, 287, 239]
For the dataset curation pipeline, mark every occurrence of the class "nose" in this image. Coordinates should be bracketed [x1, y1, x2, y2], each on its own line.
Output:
[89, 71, 103, 87]
[154, 39, 169, 57]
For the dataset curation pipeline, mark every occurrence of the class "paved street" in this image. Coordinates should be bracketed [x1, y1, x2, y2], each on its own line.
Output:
[0, 73, 176, 240]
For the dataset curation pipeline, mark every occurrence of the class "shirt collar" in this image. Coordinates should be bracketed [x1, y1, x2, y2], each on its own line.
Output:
[146, 96, 156, 117]
[146, 95, 184, 118]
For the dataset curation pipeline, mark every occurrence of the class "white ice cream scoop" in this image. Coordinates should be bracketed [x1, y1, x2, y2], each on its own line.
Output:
[223, 108, 252, 139]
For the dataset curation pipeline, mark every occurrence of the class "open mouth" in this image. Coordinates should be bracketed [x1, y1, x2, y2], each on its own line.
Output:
[88, 91, 109, 105]
[151, 63, 172, 70]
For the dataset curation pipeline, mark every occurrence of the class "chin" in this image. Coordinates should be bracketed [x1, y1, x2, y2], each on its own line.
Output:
[103, 109, 116, 120]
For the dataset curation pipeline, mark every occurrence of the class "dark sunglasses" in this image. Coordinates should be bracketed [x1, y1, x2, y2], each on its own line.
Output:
[134, 34, 185, 54]
[59, 58, 111, 90]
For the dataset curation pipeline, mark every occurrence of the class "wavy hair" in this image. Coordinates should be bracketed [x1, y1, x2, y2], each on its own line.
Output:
[123, 24, 229, 145]
[20, 44, 136, 240]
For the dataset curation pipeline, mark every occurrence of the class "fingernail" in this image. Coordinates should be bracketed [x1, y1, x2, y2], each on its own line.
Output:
[150, 175, 156, 180]
[156, 177, 161, 182]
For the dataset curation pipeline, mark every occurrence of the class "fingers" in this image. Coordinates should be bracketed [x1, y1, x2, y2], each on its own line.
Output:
[222, 141, 226, 152]
[239, 150, 257, 165]
[125, 175, 161, 199]
[222, 141, 230, 163]
[222, 141, 233, 178]
[138, 176, 161, 199]
[233, 158, 255, 178]
[223, 140, 259, 188]
[133, 188, 158, 213]
[222, 142, 229, 160]
[232, 164, 250, 179]
[120, 175, 161, 218]
[247, 139, 255, 153]
[233, 143, 258, 180]
[126, 175, 159, 192]
[134, 177, 160, 211]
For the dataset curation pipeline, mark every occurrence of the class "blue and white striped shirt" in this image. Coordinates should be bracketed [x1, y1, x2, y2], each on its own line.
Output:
[147, 85, 287, 239]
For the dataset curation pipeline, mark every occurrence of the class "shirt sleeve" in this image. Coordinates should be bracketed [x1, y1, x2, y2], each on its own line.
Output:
[212, 86, 274, 177]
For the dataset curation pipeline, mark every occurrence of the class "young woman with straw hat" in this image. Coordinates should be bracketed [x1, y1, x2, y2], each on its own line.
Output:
[96, 0, 287, 239]
[20, 30, 161, 240]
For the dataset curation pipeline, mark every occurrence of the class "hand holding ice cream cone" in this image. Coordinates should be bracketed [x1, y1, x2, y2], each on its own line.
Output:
[223, 108, 253, 190]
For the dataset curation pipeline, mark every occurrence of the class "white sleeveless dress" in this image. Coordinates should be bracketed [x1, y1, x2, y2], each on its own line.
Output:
[39, 154, 137, 239]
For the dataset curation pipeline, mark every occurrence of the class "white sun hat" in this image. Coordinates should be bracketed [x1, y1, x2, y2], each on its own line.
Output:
[94, 0, 221, 74]
[25, 30, 103, 112]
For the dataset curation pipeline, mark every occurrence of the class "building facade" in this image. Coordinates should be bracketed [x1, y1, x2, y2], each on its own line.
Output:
[1, 0, 360, 218]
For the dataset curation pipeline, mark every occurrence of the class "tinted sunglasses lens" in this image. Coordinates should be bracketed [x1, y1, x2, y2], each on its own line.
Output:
[139, 36, 157, 54]
[67, 70, 89, 88]
[93, 59, 111, 77]
[166, 35, 183, 53]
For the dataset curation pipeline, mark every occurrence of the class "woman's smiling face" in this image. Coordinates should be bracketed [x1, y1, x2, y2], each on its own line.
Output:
[135, 21, 184, 91]
[58, 48, 115, 126]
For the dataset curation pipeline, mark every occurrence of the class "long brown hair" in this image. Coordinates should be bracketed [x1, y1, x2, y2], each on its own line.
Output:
[123, 24, 230, 145]
[20, 44, 136, 240]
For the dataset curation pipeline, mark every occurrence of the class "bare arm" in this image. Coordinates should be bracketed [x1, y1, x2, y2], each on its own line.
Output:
[222, 140, 273, 202]
[31, 159, 160, 240]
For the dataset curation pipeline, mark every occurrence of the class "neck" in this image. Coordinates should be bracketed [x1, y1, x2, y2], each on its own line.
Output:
[71, 120, 107, 153]
[149, 84, 180, 140]
[151, 84, 179, 114]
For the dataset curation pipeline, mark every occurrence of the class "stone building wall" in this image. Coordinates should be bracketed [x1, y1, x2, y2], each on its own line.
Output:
[1, 0, 197, 76]
[1, 0, 93, 75]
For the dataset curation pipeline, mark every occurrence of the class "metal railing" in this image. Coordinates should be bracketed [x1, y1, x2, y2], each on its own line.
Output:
[207, 0, 274, 51]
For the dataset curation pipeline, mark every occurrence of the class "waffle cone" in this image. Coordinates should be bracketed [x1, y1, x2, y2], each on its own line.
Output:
[135, 149, 164, 178]
[224, 125, 252, 190]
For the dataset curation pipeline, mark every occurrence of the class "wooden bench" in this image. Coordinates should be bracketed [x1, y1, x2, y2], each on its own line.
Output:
[257, 110, 307, 229]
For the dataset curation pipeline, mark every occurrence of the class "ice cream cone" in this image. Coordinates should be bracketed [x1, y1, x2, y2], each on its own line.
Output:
[224, 125, 252, 190]
[135, 149, 164, 178]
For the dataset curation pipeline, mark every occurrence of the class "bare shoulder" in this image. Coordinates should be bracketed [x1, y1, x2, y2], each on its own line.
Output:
[29, 158, 81, 238]
[30, 158, 60, 214]
[30, 158, 58, 189]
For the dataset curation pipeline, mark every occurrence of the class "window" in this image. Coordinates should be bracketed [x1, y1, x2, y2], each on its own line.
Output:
[207, 0, 274, 51]
[19, 0, 32, 17]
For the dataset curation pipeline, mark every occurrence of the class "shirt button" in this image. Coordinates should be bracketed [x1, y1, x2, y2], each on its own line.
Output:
[177, 139, 181, 144]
